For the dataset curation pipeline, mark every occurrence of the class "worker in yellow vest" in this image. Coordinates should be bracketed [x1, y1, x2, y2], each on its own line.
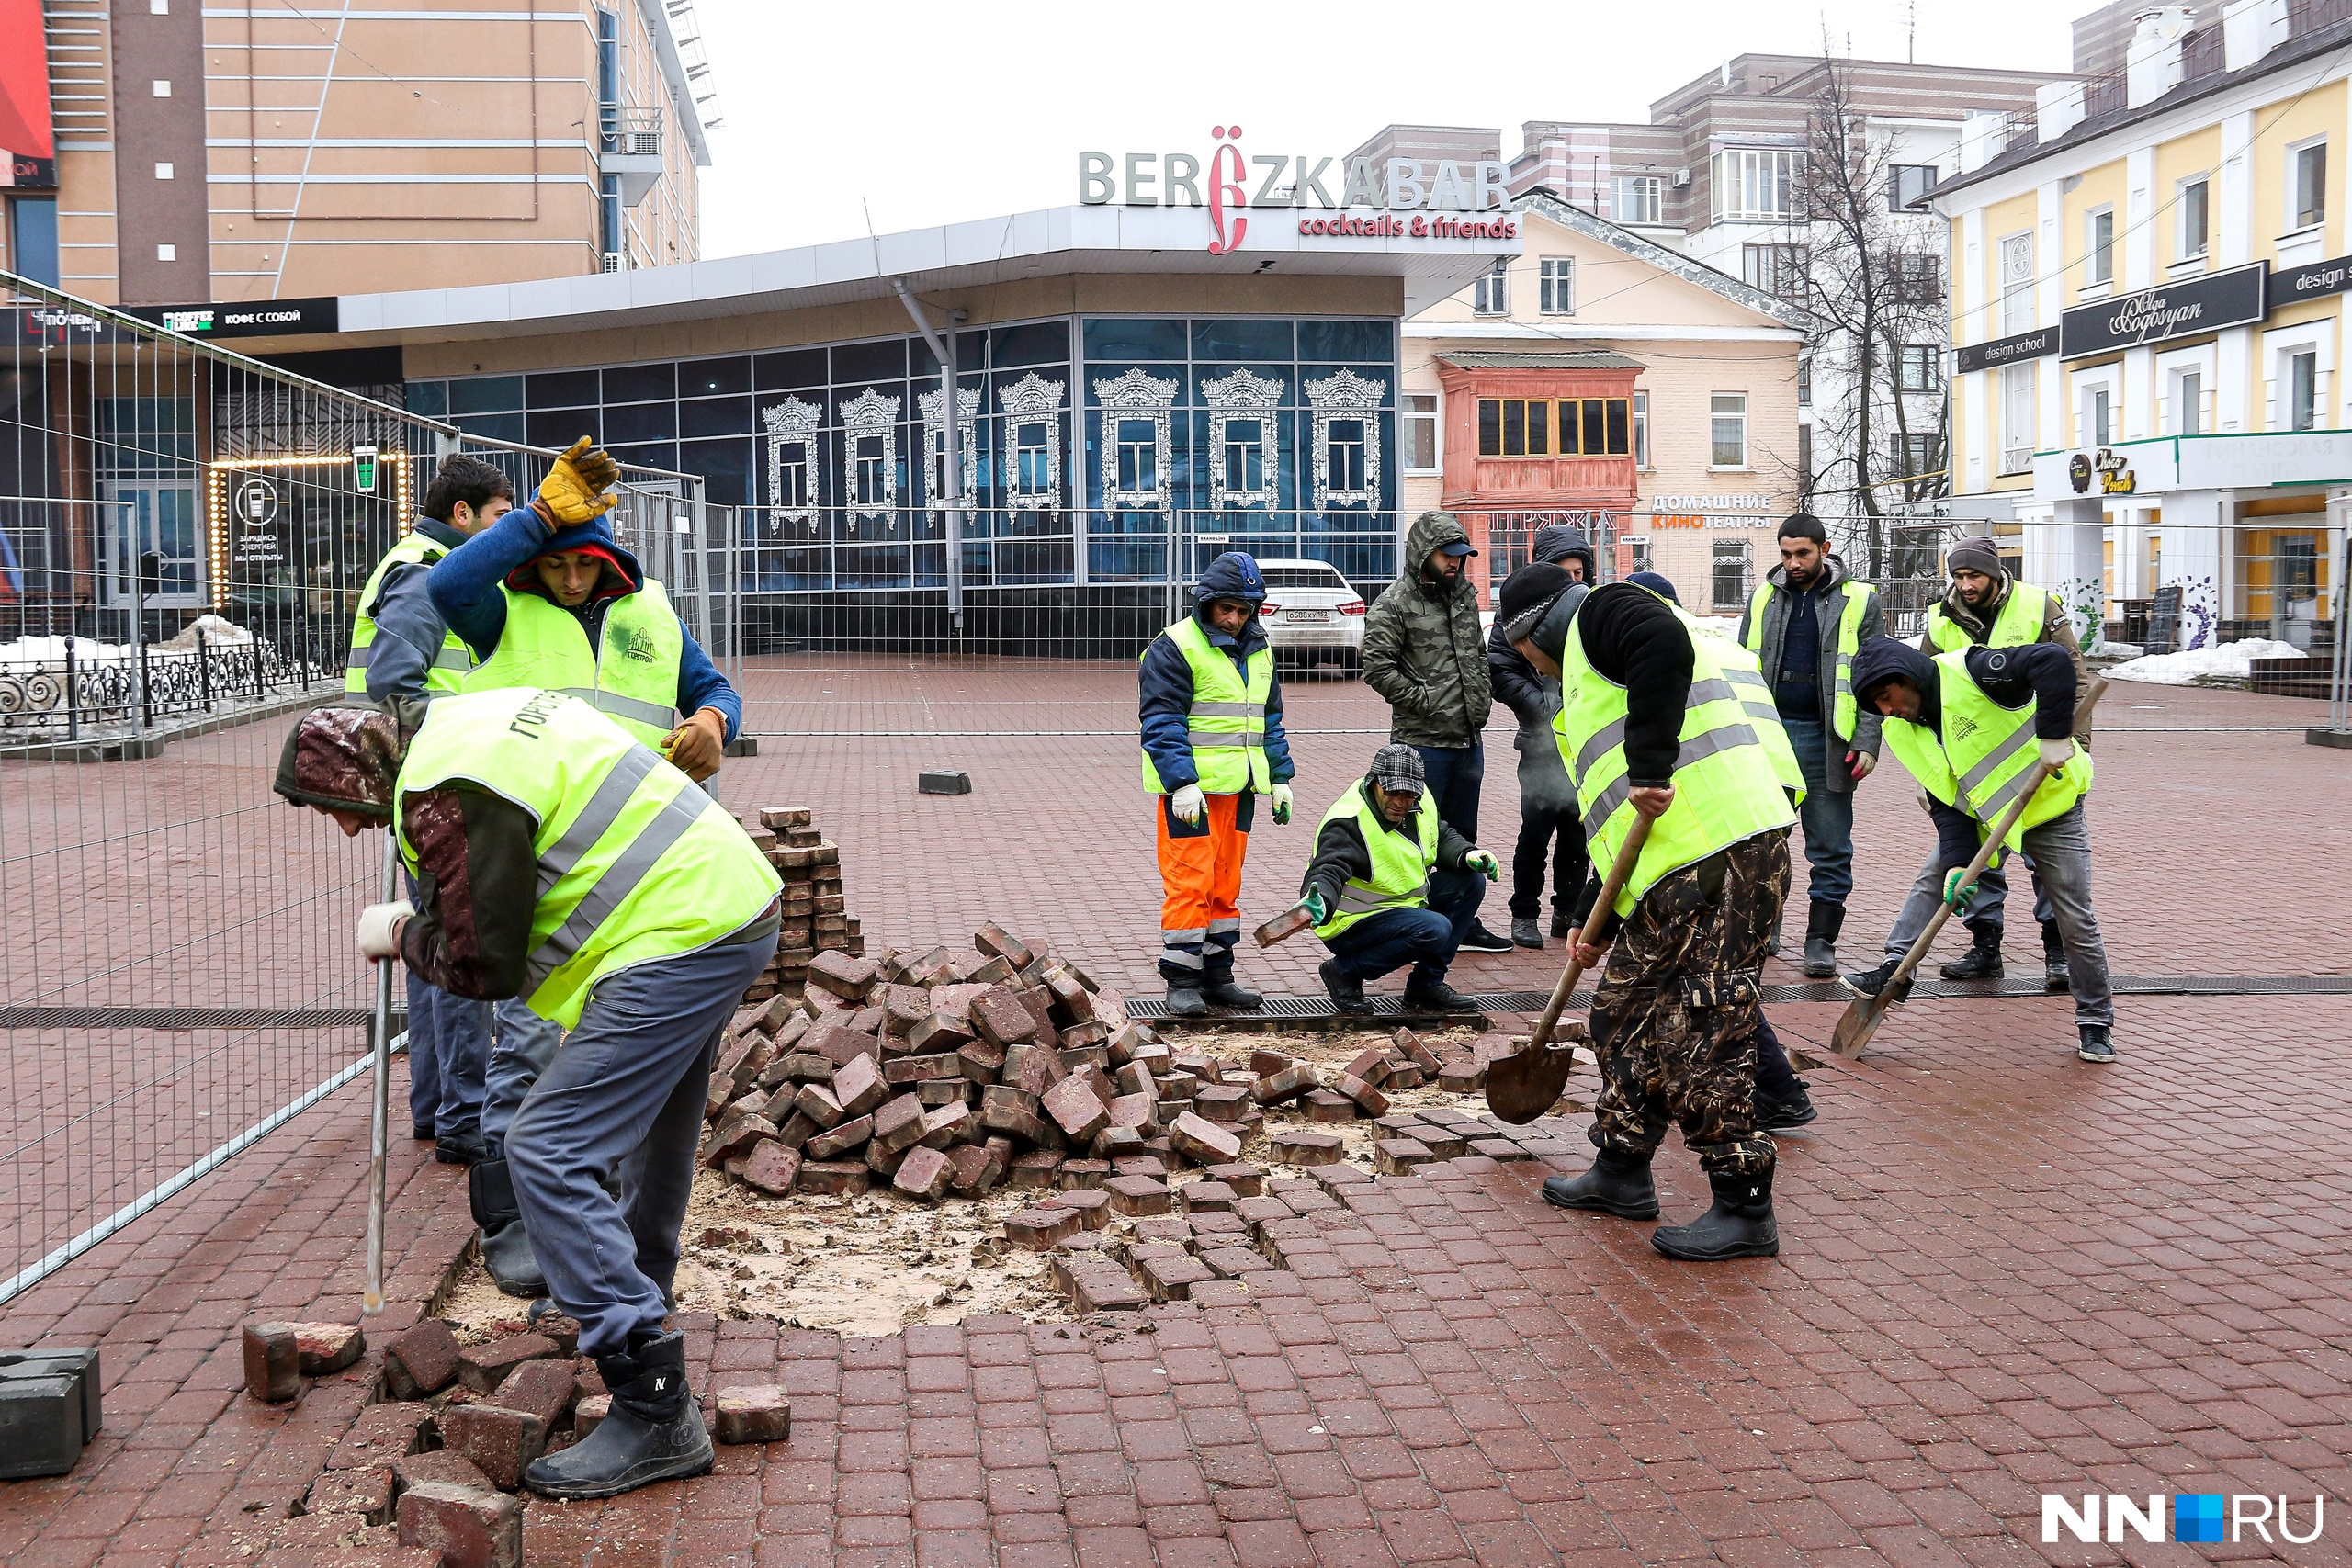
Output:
[276, 688, 782, 1497]
[1909, 537, 2091, 987]
[428, 439, 741, 1300]
[1506, 574, 1795, 1261]
[1140, 551, 1295, 1016]
[344, 455, 514, 1168]
[1297, 743, 1500, 1016]
[1841, 637, 2115, 1063]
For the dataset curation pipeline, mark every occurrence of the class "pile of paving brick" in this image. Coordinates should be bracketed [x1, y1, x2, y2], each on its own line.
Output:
[1005, 1111, 1590, 1314]
[698, 921, 1172, 1203]
[235, 1314, 789, 1563]
[741, 805, 865, 1000]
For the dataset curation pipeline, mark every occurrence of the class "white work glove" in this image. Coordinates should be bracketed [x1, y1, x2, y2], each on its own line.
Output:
[1269, 783, 1294, 825]
[356, 899, 414, 960]
[1464, 849, 1501, 882]
[2037, 738, 2074, 768]
[1169, 784, 1207, 826]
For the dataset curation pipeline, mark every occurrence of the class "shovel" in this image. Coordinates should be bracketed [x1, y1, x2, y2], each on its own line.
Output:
[1830, 675, 2108, 1059]
[364, 830, 399, 1315]
[1486, 815, 1651, 1124]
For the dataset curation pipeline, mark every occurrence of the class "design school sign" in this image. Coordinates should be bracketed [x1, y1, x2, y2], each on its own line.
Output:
[2059, 262, 2267, 358]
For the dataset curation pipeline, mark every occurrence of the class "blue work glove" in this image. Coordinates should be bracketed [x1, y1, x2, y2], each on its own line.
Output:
[1941, 867, 1978, 912]
[1464, 849, 1500, 882]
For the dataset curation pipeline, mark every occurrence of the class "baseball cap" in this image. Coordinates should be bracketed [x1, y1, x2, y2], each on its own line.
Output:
[1436, 541, 1477, 558]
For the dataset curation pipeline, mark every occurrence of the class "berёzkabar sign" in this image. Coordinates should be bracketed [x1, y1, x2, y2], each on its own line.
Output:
[2059, 262, 2267, 358]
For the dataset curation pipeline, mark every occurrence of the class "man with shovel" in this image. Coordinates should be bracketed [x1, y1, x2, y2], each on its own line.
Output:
[1505, 573, 1796, 1261]
[1839, 637, 2115, 1062]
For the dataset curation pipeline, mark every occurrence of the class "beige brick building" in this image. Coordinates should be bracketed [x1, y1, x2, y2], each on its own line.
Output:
[6, 0, 712, 308]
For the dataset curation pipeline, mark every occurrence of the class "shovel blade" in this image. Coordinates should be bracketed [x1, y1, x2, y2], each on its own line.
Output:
[1486, 1043, 1577, 1124]
[1829, 994, 1884, 1058]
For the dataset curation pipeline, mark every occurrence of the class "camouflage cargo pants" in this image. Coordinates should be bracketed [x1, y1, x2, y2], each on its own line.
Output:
[1587, 829, 1789, 1178]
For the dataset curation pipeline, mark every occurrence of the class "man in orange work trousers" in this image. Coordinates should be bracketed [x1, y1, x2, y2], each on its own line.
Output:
[1140, 551, 1296, 1016]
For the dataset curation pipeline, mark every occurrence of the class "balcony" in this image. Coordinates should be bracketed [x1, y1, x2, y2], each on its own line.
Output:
[598, 104, 665, 208]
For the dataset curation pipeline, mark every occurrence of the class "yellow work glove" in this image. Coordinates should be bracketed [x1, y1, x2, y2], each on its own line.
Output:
[537, 437, 621, 525]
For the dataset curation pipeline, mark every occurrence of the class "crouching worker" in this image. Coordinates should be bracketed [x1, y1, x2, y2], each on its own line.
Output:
[275, 689, 782, 1498]
[1506, 574, 1796, 1260]
[1301, 743, 1499, 1016]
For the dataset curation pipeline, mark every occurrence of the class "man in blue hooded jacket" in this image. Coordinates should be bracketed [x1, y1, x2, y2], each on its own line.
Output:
[426, 438, 743, 1297]
[1139, 551, 1296, 1016]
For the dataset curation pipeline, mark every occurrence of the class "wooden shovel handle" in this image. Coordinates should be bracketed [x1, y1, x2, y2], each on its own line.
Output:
[1879, 674, 2110, 997]
[1526, 814, 1652, 1053]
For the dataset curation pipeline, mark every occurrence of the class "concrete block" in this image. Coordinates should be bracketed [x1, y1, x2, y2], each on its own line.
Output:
[1168, 1112, 1243, 1166]
[791, 1082, 845, 1129]
[1102, 1175, 1172, 1217]
[969, 987, 1039, 1049]
[327, 1402, 432, 1471]
[830, 1054, 888, 1118]
[1003, 1207, 1082, 1250]
[1006, 1149, 1062, 1189]
[287, 1323, 365, 1377]
[438, 1403, 546, 1491]
[392, 1450, 494, 1495]
[973, 920, 1035, 969]
[1326, 1071, 1391, 1118]
[1251, 1064, 1320, 1105]
[870, 1091, 927, 1155]
[738, 1142, 802, 1195]
[1374, 1137, 1436, 1175]
[713, 1385, 793, 1444]
[1180, 1180, 1237, 1213]
[946, 1142, 1005, 1195]
[1041, 1076, 1110, 1143]
[1270, 1130, 1343, 1166]
[808, 951, 880, 1000]
[803, 1114, 873, 1160]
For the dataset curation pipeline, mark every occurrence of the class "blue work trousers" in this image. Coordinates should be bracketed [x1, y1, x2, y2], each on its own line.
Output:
[1781, 716, 1855, 909]
[506, 930, 778, 1359]
[1322, 869, 1483, 991]
[484, 998, 564, 1159]
[404, 978, 489, 1139]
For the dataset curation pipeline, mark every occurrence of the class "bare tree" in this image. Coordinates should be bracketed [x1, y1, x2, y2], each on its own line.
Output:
[1785, 59, 1951, 584]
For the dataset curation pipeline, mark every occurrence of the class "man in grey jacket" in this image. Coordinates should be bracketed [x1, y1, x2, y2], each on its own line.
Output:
[1362, 511, 1510, 953]
[1736, 515, 1883, 978]
[1486, 529, 1594, 948]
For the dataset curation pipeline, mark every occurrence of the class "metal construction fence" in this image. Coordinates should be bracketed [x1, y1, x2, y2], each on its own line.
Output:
[0, 271, 718, 1303]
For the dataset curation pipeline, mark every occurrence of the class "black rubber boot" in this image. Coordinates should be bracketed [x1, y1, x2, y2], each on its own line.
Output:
[1938, 919, 2005, 981]
[1650, 1168, 1780, 1260]
[1163, 978, 1208, 1018]
[469, 1159, 548, 1299]
[523, 1331, 711, 1499]
[1550, 909, 1572, 939]
[1801, 900, 1843, 979]
[1318, 959, 1371, 1014]
[2041, 920, 2071, 992]
[1541, 1151, 1659, 1219]
[1754, 1079, 1818, 1132]
[1201, 976, 1263, 1010]
[1401, 978, 1476, 1014]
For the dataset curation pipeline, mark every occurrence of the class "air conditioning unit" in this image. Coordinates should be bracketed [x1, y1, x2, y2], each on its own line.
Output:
[601, 252, 624, 274]
[1671, 168, 1691, 186]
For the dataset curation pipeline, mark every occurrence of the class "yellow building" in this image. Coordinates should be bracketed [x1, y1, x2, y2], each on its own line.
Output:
[1933, 1, 2344, 653]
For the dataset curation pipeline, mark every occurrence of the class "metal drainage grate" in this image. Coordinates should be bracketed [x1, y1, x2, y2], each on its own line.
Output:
[0, 1006, 380, 1031]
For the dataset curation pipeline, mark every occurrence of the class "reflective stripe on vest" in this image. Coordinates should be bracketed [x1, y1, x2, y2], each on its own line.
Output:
[1927, 581, 2047, 652]
[461, 578, 684, 748]
[1554, 592, 1796, 917]
[345, 530, 474, 695]
[1877, 650, 2092, 855]
[393, 688, 781, 1029]
[1742, 576, 1876, 740]
[1311, 779, 1439, 941]
[1139, 615, 1274, 795]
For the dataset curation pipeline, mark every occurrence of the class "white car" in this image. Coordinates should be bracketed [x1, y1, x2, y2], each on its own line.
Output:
[1251, 558, 1367, 675]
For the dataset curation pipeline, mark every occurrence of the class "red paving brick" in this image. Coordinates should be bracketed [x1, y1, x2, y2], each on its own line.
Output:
[4, 670, 2350, 1565]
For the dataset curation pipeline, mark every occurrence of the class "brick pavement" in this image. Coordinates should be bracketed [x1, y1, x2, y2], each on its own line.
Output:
[0, 669, 2346, 1565]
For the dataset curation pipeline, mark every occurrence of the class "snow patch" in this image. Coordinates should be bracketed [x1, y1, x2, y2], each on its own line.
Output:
[2106, 637, 2302, 685]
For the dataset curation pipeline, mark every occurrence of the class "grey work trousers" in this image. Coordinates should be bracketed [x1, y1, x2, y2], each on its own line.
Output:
[484, 998, 563, 1159]
[1880, 803, 2112, 1026]
[506, 930, 778, 1359]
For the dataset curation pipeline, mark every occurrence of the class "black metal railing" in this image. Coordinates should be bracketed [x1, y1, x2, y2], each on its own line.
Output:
[0, 625, 334, 740]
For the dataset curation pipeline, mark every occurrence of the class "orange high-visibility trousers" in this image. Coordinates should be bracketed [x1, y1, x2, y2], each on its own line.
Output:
[1157, 791, 1250, 983]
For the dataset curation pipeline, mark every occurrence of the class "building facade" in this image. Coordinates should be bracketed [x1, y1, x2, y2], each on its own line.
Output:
[1399, 194, 1810, 614]
[0, 0, 712, 307]
[1936, 0, 2348, 652]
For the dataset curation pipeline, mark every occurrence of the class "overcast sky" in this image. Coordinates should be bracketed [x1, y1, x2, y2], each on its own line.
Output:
[692, 0, 2081, 258]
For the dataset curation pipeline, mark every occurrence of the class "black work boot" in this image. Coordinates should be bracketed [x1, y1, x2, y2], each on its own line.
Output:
[1550, 909, 1572, 939]
[1318, 959, 1371, 1014]
[1801, 900, 1843, 979]
[1541, 1151, 1660, 1219]
[1754, 1079, 1818, 1132]
[1401, 977, 1476, 1014]
[1511, 918, 1544, 949]
[1841, 956, 1911, 1001]
[434, 1128, 487, 1167]
[2041, 920, 2071, 992]
[469, 1158, 548, 1299]
[1163, 977, 1208, 1018]
[524, 1330, 711, 1499]
[1650, 1168, 1780, 1260]
[1938, 919, 2005, 981]
[1201, 976, 1263, 1010]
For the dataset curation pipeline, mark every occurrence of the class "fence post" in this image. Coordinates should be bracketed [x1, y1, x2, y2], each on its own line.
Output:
[197, 624, 211, 712]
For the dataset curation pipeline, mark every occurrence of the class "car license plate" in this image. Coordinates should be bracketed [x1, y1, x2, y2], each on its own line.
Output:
[1284, 610, 1330, 623]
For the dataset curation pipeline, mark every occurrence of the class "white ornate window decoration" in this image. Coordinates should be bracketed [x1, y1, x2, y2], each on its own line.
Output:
[1304, 368, 1386, 511]
[838, 388, 901, 523]
[760, 396, 821, 534]
[917, 384, 980, 510]
[1092, 367, 1180, 512]
[996, 372, 1066, 511]
[1201, 367, 1284, 512]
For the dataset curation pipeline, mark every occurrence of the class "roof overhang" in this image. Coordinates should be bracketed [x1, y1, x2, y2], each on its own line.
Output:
[275, 205, 1518, 356]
